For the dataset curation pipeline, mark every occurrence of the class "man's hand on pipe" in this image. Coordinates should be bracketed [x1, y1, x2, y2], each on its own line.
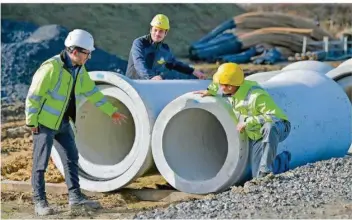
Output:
[192, 70, 207, 79]
[151, 75, 163, 80]
[236, 123, 246, 133]
[112, 112, 128, 125]
[193, 90, 212, 97]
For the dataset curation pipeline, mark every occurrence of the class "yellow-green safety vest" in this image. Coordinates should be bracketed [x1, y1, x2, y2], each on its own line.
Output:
[208, 80, 289, 141]
[25, 54, 118, 130]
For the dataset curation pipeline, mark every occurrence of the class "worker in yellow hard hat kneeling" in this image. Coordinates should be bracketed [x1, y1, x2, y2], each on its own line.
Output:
[194, 63, 291, 178]
[126, 14, 205, 80]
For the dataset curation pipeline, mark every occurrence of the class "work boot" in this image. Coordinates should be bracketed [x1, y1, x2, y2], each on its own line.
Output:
[257, 165, 272, 178]
[282, 151, 291, 172]
[258, 170, 271, 178]
[34, 199, 54, 216]
[69, 190, 101, 210]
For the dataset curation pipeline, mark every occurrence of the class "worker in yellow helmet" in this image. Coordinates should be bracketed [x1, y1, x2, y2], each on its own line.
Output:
[126, 14, 206, 80]
[194, 63, 291, 178]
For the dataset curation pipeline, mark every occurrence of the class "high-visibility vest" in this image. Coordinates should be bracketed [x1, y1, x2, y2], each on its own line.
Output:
[25, 54, 117, 130]
[208, 80, 289, 141]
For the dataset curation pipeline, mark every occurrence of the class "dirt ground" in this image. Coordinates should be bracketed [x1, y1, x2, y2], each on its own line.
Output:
[0, 119, 203, 219]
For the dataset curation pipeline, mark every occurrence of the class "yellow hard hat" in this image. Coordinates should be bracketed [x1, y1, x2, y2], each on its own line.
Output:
[216, 63, 244, 86]
[150, 14, 170, 30]
[212, 71, 221, 84]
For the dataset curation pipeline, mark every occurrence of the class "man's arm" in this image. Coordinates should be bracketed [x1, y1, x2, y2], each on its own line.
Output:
[165, 46, 194, 75]
[25, 63, 54, 128]
[131, 39, 156, 79]
[82, 72, 118, 116]
[206, 82, 219, 96]
[193, 81, 218, 97]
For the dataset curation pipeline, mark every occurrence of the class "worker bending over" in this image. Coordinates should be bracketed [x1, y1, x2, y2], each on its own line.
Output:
[126, 14, 206, 80]
[25, 29, 127, 216]
[194, 63, 291, 178]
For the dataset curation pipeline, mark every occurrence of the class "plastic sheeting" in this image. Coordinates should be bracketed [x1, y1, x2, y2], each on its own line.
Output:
[219, 47, 256, 63]
[189, 33, 242, 62]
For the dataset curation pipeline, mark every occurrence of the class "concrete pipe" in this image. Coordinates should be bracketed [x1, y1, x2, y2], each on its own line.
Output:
[326, 64, 352, 103]
[51, 71, 210, 192]
[245, 70, 282, 83]
[281, 60, 334, 74]
[152, 70, 351, 194]
[325, 61, 352, 154]
[338, 58, 352, 68]
[245, 61, 333, 85]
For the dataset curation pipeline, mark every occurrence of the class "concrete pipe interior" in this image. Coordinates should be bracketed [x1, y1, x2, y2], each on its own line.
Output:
[162, 108, 228, 181]
[75, 85, 138, 179]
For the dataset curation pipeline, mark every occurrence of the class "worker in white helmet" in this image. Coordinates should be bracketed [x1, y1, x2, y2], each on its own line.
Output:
[126, 14, 206, 80]
[25, 29, 128, 216]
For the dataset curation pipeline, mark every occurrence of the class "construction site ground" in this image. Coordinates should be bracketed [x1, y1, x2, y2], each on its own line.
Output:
[0, 61, 345, 219]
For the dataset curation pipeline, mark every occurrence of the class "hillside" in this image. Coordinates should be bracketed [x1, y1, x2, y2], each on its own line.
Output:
[1, 4, 245, 59]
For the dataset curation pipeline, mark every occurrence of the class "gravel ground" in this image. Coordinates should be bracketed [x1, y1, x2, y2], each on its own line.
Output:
[135, 155, 352, 219]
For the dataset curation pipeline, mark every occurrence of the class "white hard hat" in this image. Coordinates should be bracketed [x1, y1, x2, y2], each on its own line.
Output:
[64, 29, 95, 52]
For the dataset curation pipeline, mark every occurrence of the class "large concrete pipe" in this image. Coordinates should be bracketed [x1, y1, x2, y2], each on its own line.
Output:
[151, 70, 351, 194]
[281, 60, 334, 74]
[245, 70, 282, 83]
[326, 64, 352, 103]
[338, 58, 352, 68]
[245, 61, 334, 85]
[51, 72, 210, 192]
[325, 59, 352, 154]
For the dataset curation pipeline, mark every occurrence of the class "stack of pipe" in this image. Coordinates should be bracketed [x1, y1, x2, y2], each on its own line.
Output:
[233, 12, 333, 40]
[189, 12, 336, 63]
[51, 60, 352, 194]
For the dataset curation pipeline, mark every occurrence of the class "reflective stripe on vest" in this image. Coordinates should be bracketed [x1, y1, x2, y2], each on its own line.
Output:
[84, 86, 99, 97]
[235, 85, 263, 123]
[243, 85, 263, 107]
[46, 57, 66, 102]
[244, 85, 281, 124]
[26, 107, 38, 114]
[95, 97, 107, 107]
[42, 104, 61, 116]
[27, 94, 42, 102]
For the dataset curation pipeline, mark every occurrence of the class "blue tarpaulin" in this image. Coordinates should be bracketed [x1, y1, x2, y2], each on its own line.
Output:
[219, 47, 257, 63]
[253, 48, 285, 65]
[190, 34, 242, 61]
[193, 19, 236, 46]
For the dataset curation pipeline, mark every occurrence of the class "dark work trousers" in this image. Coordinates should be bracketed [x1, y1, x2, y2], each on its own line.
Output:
[249, 120, 291, 178]
[31, 118, 79, 202]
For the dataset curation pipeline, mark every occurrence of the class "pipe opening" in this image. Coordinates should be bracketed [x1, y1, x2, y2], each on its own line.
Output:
[162, 108, 228, 181]
[76, 96, 136, 166]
